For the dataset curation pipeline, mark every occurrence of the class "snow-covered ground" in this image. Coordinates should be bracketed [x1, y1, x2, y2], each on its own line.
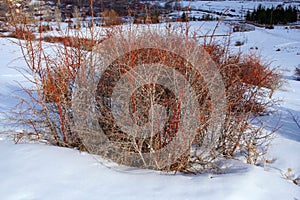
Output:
[0, 21, 300, 199]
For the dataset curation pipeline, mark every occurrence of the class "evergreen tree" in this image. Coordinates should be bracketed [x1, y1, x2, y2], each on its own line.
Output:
[181, 12, 187, 22]
[247, 4, 298, 25]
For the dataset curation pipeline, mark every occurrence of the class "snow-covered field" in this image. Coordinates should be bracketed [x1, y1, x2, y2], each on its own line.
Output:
[148, 0, 300, 21]
[178, 0, 299, 12]
[0, 21, 300, 199]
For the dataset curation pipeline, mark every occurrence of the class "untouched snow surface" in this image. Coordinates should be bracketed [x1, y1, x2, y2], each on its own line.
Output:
[0, 139, 299, 200]
[0, 22, 300, 199]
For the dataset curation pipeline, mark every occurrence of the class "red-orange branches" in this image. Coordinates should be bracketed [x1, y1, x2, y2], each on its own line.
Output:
[43, 36, 104, 51]
[204, 44, 279, 116]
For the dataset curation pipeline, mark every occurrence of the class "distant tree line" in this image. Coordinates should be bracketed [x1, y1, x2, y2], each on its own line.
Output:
[181, 12, 219, 22]
[246, 4, 298, 25]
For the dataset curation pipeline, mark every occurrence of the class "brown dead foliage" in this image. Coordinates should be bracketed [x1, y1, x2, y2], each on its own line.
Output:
[43, 36, 104, 51]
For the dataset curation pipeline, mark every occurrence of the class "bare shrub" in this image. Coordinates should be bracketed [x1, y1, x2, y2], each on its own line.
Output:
[5, 0, 280, 173]
[102, 9, 122, 26]
[4, 0, 101, 149]
[42, 36, 104, 51]
[202, 43, 280, 165]
[70, 26, 280, 172]
[7, 27, 36, 40]
[38, 25, 53, 33]
[71, 27, 225, 171]
[12, 39, 88, 148]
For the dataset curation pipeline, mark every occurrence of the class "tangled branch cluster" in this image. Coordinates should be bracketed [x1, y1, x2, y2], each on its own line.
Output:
[5, 2, 280, 172]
